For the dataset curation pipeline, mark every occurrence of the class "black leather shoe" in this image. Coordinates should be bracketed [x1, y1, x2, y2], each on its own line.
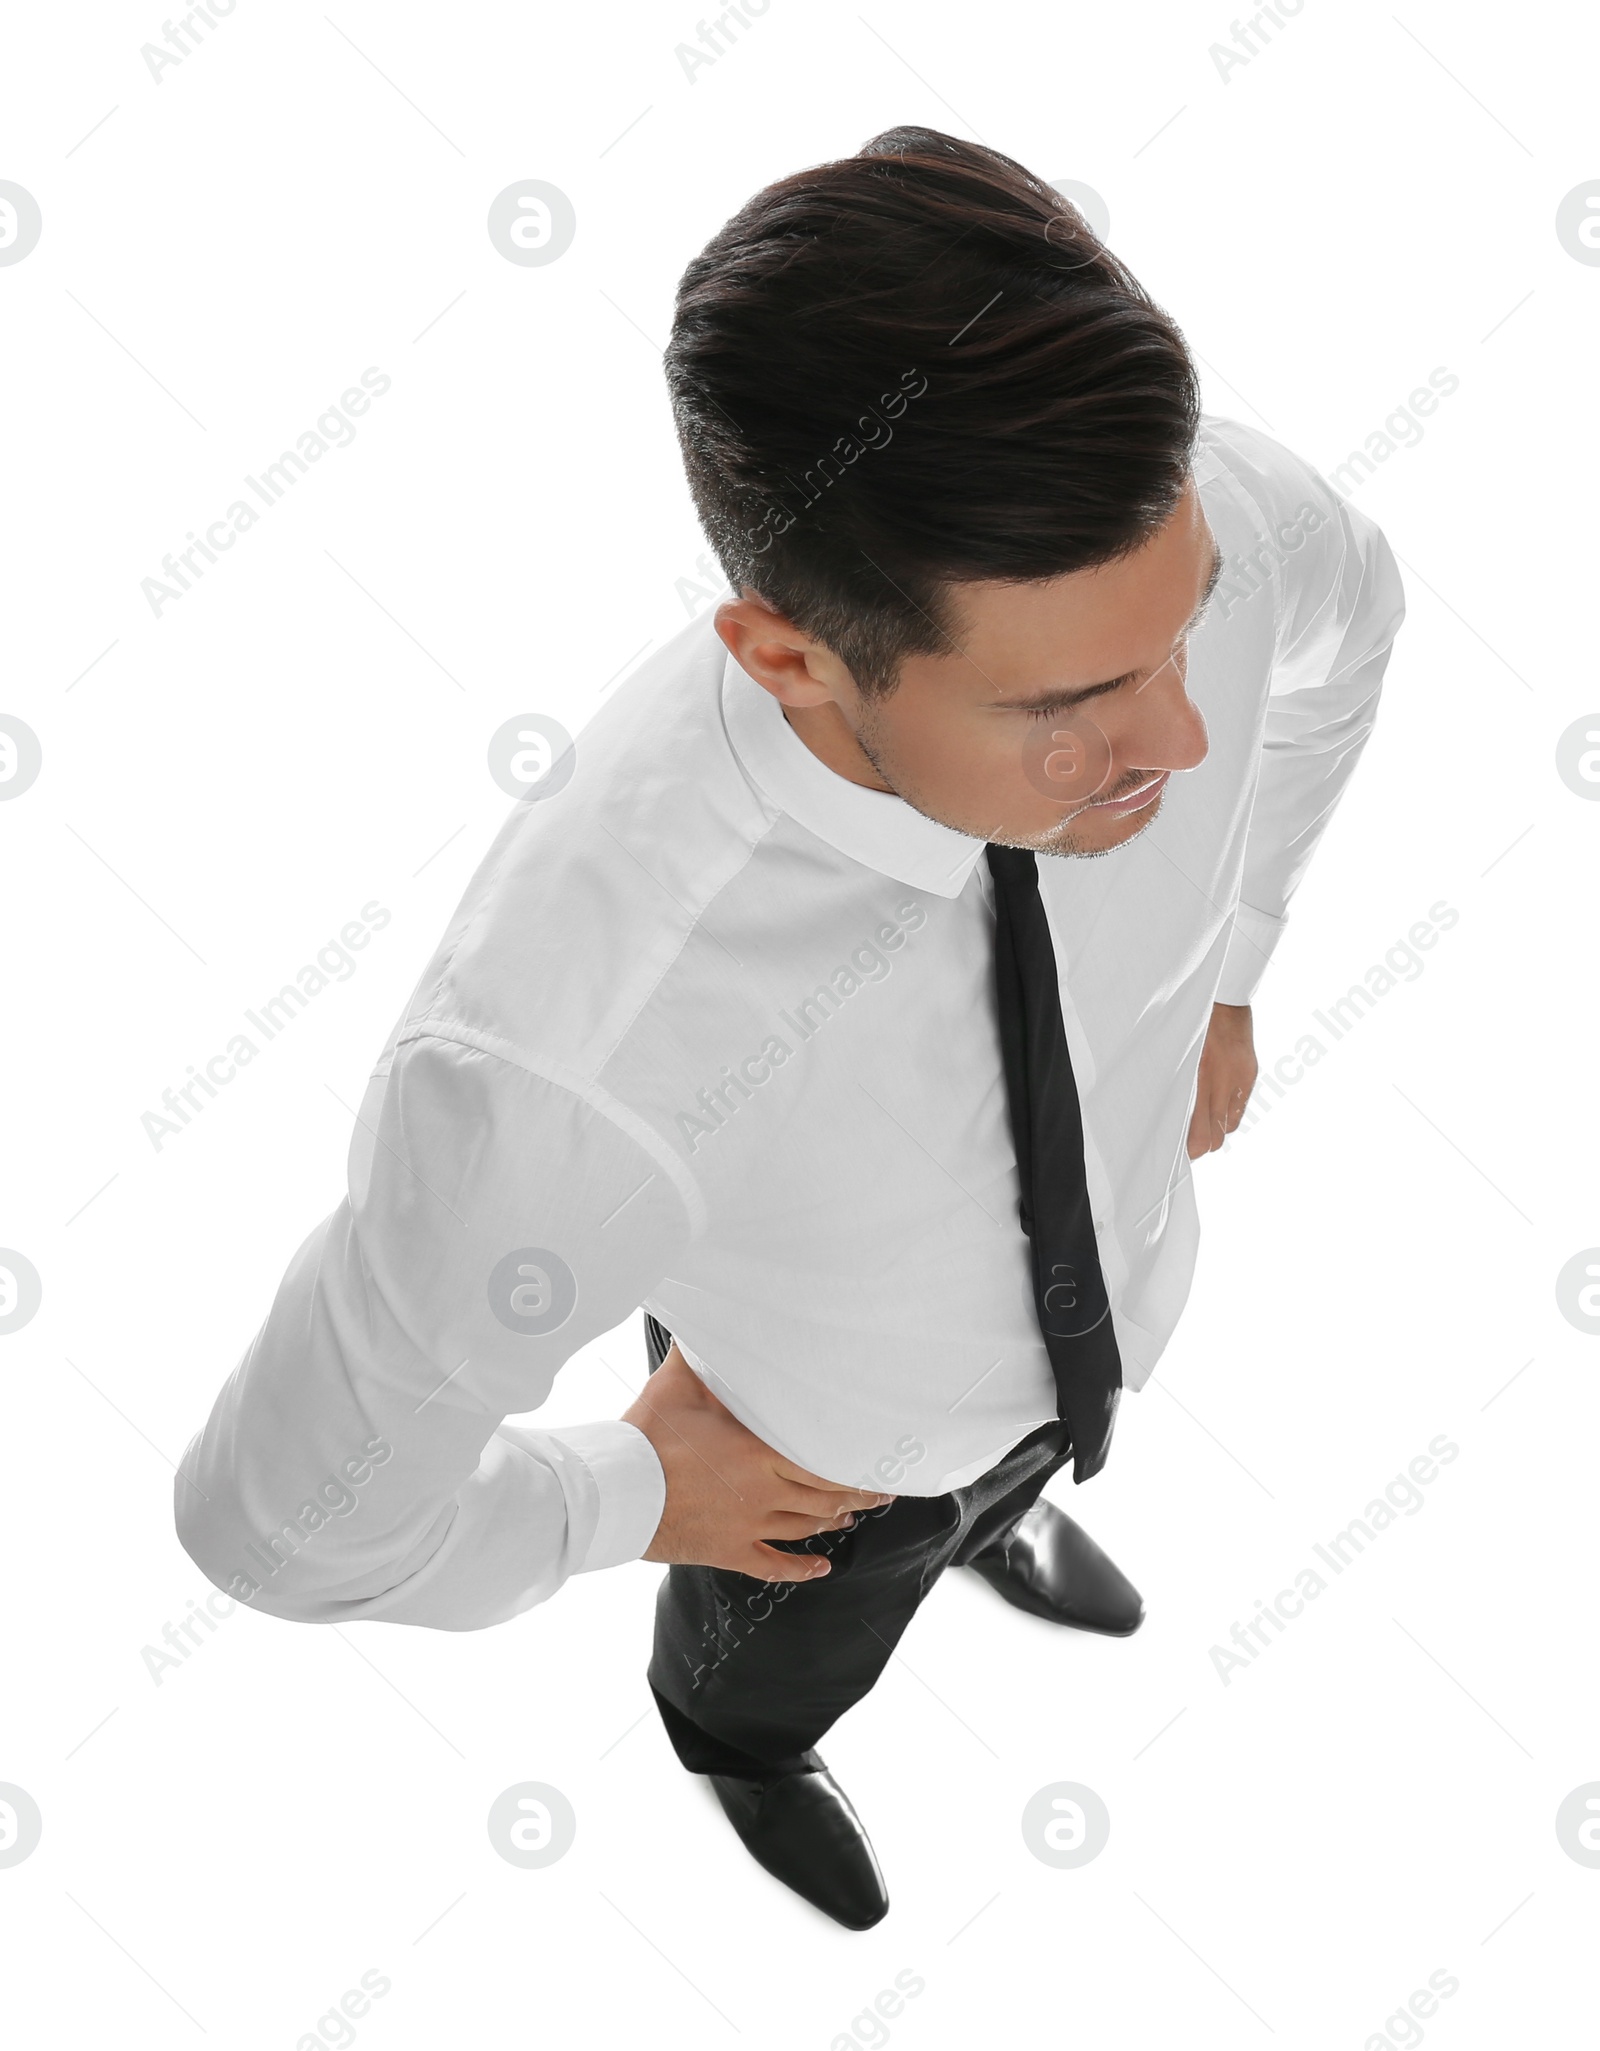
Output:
[708, 1763, 889, 1929]
[966, 1500, 1144, 1635]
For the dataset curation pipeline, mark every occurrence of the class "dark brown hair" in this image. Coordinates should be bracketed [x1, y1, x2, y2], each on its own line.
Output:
[666, 126, 1201, 696]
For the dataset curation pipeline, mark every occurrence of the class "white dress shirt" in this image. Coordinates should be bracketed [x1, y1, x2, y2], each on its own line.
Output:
[176, 416, 1404, 1630]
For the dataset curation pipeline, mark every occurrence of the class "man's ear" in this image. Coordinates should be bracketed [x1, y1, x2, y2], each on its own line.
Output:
[713, 594, 843, 709]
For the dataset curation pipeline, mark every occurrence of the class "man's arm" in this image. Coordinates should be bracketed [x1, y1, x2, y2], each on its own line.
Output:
[175, 1026, 889, 1625]
[175, 1030, 692, 1630]
[1186, 427, 1406, 1156]
[1213, 430, 1407, 1008]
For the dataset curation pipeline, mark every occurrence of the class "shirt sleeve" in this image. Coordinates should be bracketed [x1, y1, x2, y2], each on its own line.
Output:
[174, 1027, 697, 1630]
[1213, 432, 1407, 1005]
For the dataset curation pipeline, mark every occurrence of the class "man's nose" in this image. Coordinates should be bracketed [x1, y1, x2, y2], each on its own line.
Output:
[1128, 679, 1209, 776]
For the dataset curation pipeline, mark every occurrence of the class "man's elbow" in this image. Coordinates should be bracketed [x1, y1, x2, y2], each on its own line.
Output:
[172, 1458, 326, 1625]
[171, 1461, 522, 1630]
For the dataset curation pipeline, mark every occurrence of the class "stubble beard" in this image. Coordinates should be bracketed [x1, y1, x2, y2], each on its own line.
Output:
[852, 708, 1161, 861]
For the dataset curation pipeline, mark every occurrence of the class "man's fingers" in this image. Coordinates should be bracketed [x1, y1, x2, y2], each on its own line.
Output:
[1186, 1099, 1217, 1157]
[763, 1508, 856, 1539]
[774, 1485, 887, 1523]
[747, 1543, 831, 1582]
[772, 1464, 891, 1510]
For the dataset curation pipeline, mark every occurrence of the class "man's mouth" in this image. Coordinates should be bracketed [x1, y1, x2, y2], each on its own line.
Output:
[1085, 770, 1169, 816]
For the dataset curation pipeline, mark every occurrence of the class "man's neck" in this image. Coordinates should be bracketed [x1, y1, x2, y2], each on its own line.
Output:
[780, 700, 895, 794]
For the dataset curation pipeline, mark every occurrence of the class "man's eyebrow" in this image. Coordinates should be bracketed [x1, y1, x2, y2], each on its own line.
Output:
[989, 535, 1225, 712]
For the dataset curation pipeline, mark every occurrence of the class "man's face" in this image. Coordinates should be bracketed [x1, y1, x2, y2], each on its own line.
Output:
[717, 477, 1218, 857]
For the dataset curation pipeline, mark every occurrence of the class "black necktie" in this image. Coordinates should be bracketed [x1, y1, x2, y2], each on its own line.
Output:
[986, 844, 1122, 1483]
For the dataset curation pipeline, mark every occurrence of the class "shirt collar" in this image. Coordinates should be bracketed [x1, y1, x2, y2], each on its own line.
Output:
[720, 649, 987, 899]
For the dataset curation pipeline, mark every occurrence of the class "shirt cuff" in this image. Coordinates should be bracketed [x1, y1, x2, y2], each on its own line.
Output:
[1216, 900, 1288, 1006]
[556, 1420, 666, 1573]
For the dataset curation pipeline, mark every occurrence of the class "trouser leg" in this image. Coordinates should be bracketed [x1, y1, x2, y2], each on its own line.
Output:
[648, 1483, 967, 1774]
[642, 1309, 1070, 1775]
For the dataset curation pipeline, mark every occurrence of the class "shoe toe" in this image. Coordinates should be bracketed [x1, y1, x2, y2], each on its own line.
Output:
[712, 1768, 889, 1930]
[970, 1502, 1145, 1634]
[1034, 1507, 1145, 1632]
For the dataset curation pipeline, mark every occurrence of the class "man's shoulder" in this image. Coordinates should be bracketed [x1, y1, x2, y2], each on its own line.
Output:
[1196, 414, 1404, 674]
[391, 609, 778, 1085]
[1196, 414, 1342, 535]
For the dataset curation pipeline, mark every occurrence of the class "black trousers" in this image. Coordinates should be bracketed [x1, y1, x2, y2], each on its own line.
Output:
[642, 1314, 1073, 1779]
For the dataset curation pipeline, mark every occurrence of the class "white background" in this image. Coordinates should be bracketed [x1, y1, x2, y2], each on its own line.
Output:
[3, 0, 1597, 2045]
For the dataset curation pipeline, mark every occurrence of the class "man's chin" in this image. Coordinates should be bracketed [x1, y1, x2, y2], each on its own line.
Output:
[865, 759, 1164, 858]
[1034, 788, 1165, 858]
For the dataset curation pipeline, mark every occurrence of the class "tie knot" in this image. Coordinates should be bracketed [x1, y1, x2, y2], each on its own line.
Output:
[985, 843, 1040, 892]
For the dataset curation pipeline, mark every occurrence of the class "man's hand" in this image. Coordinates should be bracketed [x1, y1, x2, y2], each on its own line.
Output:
[622, 1343, 894, 1581]
[1186, 1001, 1258, 1158]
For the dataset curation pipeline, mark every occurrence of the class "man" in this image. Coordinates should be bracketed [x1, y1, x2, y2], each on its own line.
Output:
[176, 128, 1404, 1930]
